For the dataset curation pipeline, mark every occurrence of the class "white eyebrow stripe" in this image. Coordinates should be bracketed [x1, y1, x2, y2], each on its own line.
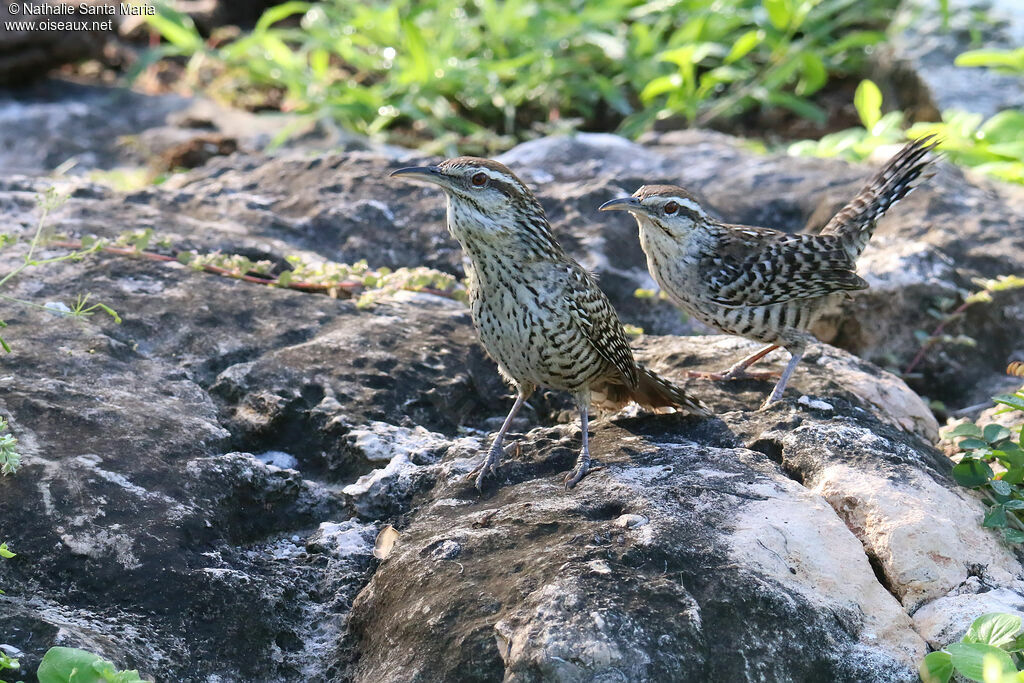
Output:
[478, 169, 515, 183]
[672, 197, 707, 215]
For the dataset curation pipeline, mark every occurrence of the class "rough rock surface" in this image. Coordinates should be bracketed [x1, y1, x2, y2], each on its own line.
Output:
[1, 121, 1023, 680]
[348, 335, 1024, 682]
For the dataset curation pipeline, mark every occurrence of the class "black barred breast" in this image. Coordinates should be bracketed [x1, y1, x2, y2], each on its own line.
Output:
[466, 257, 615, 393]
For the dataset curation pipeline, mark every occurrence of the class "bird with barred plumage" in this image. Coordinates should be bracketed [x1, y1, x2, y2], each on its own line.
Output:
[391, 157, 710, 490]
[600, 136, 939, 407]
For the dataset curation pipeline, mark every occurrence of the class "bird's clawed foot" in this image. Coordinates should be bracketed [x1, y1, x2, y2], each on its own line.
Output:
[468, 443, 505, 491]
[564, 452, 602, 490]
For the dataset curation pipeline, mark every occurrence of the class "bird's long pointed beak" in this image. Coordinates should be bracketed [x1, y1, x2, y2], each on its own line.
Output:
[599, 196, 642, 213]
[389, 165, 444, 185]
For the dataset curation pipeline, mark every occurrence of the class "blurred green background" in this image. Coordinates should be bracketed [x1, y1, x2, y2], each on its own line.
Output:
[139, 0, 1024, 181]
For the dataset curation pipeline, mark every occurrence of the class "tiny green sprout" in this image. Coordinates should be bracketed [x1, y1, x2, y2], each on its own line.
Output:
[0, 648, 19, 678]
[36, 186, 68, 213]
[37, 647, 150, 683]
[0, 188, 118, 350]
[69, 294, 122, 325]
[0, 417, 20, 476]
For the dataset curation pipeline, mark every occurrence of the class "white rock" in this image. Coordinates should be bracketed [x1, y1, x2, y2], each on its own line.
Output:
[914, 587, 1024, 649]
[808, 458, 1024, 609]
[729, 474, 927, 668]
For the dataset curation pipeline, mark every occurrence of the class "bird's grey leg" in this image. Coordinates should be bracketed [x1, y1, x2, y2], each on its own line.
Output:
[687, 344, 781, 381]
[762, 349, 804, 407]
[564, 400, 592, 490]
[472, 391, 527, 490]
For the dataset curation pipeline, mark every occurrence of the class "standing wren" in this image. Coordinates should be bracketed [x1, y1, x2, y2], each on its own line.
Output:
[600, 137, 938, 407]
[392, 157, 710, 489]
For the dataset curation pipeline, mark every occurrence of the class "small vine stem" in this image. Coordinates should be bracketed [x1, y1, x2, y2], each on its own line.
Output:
[902, 299, 974, 376]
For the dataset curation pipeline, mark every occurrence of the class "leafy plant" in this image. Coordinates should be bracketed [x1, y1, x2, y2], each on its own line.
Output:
[956, 47, 1024, 75]
[640, 0, 890, 130]
[0, 648, 19, 683]
[0, 417, 20, 477]
[0, 189, 120, 352]
[920, 612, 1024, 683]
[36, 648, 148, 683]
[788, 79, 903, 159]
[943, 367, 1024, 544]
[790, 80, 1024, 185]
[139, 0, 891, 152]
[908, 110, 1024, 185]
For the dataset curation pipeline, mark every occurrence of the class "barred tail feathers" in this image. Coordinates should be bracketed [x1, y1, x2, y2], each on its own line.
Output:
[821, 135, 939, 260]
[591, 367, 711, 417]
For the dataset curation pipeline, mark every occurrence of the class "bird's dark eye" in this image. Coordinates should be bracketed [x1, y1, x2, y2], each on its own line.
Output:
[664, 201, 679, 215]
[471, 172, 488, 187]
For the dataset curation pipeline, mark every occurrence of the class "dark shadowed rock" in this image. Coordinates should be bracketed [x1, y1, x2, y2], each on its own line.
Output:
[0, 80, 382, 176]
[0, 3, 110, 86]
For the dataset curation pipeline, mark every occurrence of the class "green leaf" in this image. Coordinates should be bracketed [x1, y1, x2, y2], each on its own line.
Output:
[955, 48, 1024, 72]
[854, 79, 883, 130]
[979, 110, 1024, 144]
[796, 51, 827, 96]
[964, 613, 1022, 648]
[1004, 528, 1024, 544]
[254, 1, 310, 32]
[945, 642, 1016, 681]
[919, 651, 953, 683]
[726, 30, 762, 64]
[959, 438, 990, 450]
[144, 4, 204, 52]
[952, 459, 994, 487]
[983, 505, 1008, 528]
[947, 423, 984, 438]
[763, 0, 792, 30]
[994, 442, 1024, 461]
[993, 394, 1024, 412]
[639, 74, 682, 102]
[985, 425, 1013, 444]
[824, 30, 885, 55]
[400, 19, 432, 83]
[0, 543, 13, 558]
[37, 647, 148, 683]
[991, 479, 1013, 497]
